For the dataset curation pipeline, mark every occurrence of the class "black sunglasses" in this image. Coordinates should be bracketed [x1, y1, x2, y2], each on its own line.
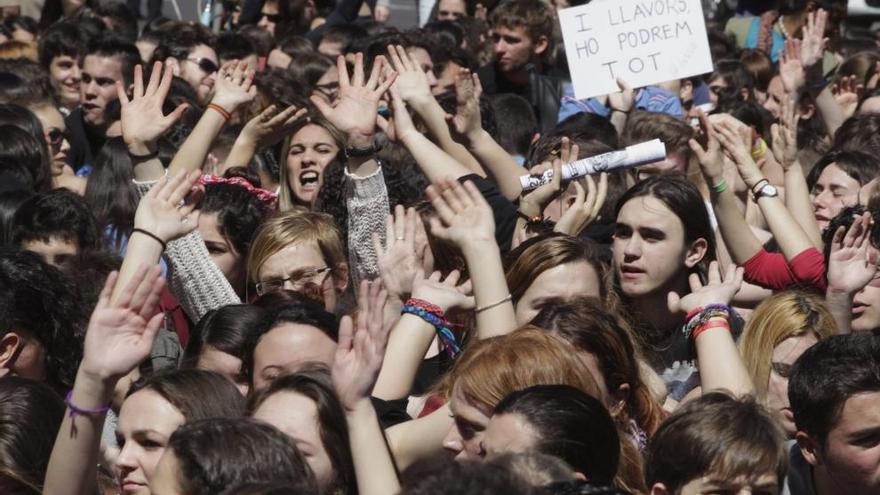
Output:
[46, 128, 69, 147]
[261, 12, 283, 23]
[186, 57, 219, 75]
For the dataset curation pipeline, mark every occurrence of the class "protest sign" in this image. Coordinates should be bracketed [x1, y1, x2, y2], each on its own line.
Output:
[558, 0, 713, 100]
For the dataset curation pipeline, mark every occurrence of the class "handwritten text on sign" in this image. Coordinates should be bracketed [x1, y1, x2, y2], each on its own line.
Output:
[559, 0, 713, 100]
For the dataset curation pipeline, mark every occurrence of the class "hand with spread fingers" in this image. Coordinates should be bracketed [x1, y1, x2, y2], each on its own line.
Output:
[668, 262, 744, 315]
[826, 212, 879, 295]
[555, 173, 608, 236]
[117, 62, 189, 150]
[411, 268, 474, 314]
[134, 170, 205, 244]
[426, 178, 496, 248]
[374, 205, 420, 301]
[386, 44, 434, 105]
[241, 104, 307, 148]
[210, 59, 257, 113]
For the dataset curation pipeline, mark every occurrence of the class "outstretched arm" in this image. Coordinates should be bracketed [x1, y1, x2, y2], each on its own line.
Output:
[332, 280, 399, 495]
[44, 268, 165, 495]
[223, 104, 306, 174]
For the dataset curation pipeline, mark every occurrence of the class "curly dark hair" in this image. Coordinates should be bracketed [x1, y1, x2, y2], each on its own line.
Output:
[197, 178, 272, 263]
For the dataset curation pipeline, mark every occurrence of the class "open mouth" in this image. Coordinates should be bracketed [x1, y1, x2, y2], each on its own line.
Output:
[299, 171, 320, 190]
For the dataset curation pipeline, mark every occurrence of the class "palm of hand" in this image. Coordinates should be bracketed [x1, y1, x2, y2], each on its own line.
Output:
[121, 97, 171, 144]
[327, 89, 378, 134]
[674, 283, 737, 314]
[395, 69, 431, 102]
[135, 197, 195, 242]
[438, 208, 494, 244]
[378, 246, 417, 297]
[828, 248, 876, 293]
[83, 308, 154, 379]
[412, 279, 470, 312]
[780, 61, 805, 93]
[213, 78, 254, 109]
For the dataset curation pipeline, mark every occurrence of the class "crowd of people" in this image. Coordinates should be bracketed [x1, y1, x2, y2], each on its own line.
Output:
[0, 0, 879, 494]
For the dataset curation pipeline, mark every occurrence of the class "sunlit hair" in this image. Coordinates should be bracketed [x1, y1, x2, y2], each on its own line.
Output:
[246, 210, 347, 286]
[739, 291, 836, 404]
[278, 113, 345, 212]
[442, 327, 603, 408]
[504, 233, 617, 312]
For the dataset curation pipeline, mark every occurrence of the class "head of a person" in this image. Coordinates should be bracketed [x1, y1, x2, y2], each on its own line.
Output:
[436, 0, 468, 21]
[504, 233, 613, 324]
[243, 296, 339, 391]
[12, 190, 99, 266]
[488, 0, 554, 74]
[707, 59, 755, 107]
[442, 327, 602, 460]
[613, 176, 714, 301]
[0, 191, 31, 244]
[150, 24, 218, 104]
[82, 137, 138, 245]
[37, 21, 85, 110]
[739, 291, 837, 436]
[247, 368, 355, 494]
[646, 393, 787, 495]
[0, 376, 64, 494]
[81, 35, 141, 128]
[621, 112, 694, 180]
[116, 369, 246, 495]
[0, 248, 84, 393]
[247, 211, 348, 312]
[807, 150, 880, 231]
[789, 331, 880, 495]
[489, 93, 537, 158]
[0, 119, 52, 192]
[23, 98, 72, 178]
[740, 49, 774, 100]
[215, 32, 258, 71]
[838, 51, 880, 89]
[267, 34, 314, 70]
[196, 178, 272, 294]
[280, 114, 344, 209]
[485, 385, 619, 485]
[316, 24, 366, 58]
[531, 297, 663, 436]
[400, 457, 537, 495]
[150, 417, 318, 495]
[183, 304, 265, 396]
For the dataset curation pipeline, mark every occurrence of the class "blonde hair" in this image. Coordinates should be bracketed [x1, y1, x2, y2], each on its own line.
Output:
[739, 291, 837, 403]
[278, 114, 345, 212]
[246, 211, 347, 284]
[447, 326, 603, 408]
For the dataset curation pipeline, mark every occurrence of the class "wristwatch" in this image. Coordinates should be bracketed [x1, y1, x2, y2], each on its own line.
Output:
[344, 139, 383, 158]
[753, 182, 779, 200]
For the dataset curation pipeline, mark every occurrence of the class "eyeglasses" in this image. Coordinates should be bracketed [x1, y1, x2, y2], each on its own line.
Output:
[260, 12, 283, 23]
[255, 266, 332, 296]
[45, 128, 68, 148]
[186, 57, 219, 75]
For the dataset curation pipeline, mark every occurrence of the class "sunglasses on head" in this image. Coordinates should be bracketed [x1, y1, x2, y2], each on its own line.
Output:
[187, 57, 219, 75]
[261, 12, 282, 23]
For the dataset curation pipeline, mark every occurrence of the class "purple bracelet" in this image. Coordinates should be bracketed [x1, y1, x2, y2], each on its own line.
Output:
[64, 391, 110, 418]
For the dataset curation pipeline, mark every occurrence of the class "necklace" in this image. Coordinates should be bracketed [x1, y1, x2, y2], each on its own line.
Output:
[777, 15, 790, 39]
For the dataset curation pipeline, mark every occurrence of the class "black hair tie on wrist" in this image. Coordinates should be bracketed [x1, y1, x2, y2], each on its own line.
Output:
[131, 228, 167, 251]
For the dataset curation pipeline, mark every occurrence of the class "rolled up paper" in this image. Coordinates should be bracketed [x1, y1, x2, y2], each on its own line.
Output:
[519, 139, 667, 191]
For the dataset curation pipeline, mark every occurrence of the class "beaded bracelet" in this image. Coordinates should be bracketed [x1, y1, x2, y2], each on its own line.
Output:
[403, 299, 462, 358]
[65, 391, 110, 418]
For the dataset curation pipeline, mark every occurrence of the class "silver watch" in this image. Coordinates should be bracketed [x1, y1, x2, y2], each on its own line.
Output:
[753, 183, 779, 200]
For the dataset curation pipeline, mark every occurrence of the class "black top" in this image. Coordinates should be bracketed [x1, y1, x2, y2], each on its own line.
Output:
[65, 107, 106, 173]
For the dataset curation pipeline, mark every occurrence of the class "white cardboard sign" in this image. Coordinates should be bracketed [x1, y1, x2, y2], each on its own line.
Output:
[559, 0, 714, 100]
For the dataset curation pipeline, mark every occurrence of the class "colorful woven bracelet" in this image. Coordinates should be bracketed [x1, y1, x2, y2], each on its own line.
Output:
[402, 305, 462, 359]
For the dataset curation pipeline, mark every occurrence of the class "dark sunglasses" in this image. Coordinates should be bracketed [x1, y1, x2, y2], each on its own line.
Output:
[46, 128, 69, 147]
[261, 12, 283, 23]
[187, 57, 219, 75]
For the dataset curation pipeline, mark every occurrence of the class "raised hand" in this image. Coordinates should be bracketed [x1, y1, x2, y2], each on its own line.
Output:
[411, 269, 474, 313]
[520, 137, 578, 218]
[376, 83, 417, 143]
[134, 170, 204, 243]
[210, 59, 257, 112]
[714, 119, 765, 188]
[373, 205, 419, 300]
[826, 212, 878, 294]
[447, 68, 483, 140]
[831, 75, 863, 119]
[240, 104, 307, 148]
[555, 173, 608, 236]
[607, 78, 635, 113]
[80, 267, 166, 383]
[668, 261, 744, 315]
[780, 38, 806, 94]
[770, 95, 799, 170]
[386, 44, 433, 104]
[310, 53, 397, 147]
[689, 111, 725, 183]
[332, 280, 390, 411]
[426, 178, 496, 247]
[117, 62, 188, 149]
[800, 8, 828, 68]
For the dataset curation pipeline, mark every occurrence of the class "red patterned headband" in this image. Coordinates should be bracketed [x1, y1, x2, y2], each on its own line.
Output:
[199, 175, 278, 207]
